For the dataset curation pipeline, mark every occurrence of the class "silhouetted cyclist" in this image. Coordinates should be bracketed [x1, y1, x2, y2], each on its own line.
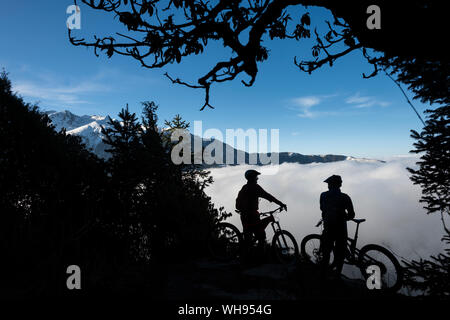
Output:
[320, 175, 355, 277]
[236, 169, 287, 255]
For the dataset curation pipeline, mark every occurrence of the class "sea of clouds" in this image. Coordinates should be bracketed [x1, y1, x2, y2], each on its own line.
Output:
[205, 156, 447, 267]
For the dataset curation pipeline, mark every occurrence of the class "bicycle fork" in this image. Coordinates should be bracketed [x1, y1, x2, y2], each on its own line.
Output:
[271, 221, 288, 250]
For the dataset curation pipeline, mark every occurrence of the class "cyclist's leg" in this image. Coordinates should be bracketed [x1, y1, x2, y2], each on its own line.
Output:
[320, 227, 334, 275]
[332, 224, 348, 275]
[254, 214, 268, 251]
[240, 214, 252, 249]
[254, 227, 267, 248]
[241, 212, 269, 256]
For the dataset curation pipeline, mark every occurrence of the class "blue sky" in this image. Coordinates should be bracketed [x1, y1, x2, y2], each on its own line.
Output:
[0, 1, 431, 158]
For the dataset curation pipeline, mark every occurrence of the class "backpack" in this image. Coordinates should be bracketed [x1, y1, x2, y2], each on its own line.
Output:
[235, 187, 249, 213]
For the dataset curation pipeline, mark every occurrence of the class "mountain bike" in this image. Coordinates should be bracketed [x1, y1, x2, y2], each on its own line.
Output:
[301, 218, 403, 292]
[208, 206, 299, 264]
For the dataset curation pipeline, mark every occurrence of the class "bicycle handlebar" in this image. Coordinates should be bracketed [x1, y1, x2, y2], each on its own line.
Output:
[260, 206, 285, 216]
[315, 218, 365, 227]
[235, 206, 285, 216]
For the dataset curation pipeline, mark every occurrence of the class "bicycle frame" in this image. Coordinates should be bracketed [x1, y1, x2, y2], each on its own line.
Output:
[260, 207, 284, 234]
[317, 219, 363, 265]
[238, 206, 290, 250]
[260, 207, 288, 247]
[345, 221, 361, 263]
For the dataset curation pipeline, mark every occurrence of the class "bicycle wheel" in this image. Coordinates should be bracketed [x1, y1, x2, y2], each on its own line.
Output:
[208, 222, 242, 262]
[272, 230, 299, 264]
[358, 244, 403, 292]
[300, 234, 334, 266]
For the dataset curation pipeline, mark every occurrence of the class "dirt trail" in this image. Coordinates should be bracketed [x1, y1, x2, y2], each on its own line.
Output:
[165, 258, 378, 300]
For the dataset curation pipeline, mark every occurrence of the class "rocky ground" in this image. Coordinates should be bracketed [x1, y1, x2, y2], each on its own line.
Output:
[164, 257, 398, 301]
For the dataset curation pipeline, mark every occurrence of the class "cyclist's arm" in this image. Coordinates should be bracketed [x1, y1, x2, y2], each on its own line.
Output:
[320, 193, 325, 212]
[258, 185, 285, 207]
[345, 195, 355, 220]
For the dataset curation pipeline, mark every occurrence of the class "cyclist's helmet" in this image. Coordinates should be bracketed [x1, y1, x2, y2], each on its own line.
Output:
[324, 175, 342, 184]
[245, 169, 261, 181]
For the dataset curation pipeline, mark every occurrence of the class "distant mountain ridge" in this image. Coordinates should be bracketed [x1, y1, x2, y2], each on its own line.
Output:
[45, 110, 384, 165]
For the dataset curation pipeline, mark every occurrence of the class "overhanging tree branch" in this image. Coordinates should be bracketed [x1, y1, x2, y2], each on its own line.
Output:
[69, 0, 449, 108]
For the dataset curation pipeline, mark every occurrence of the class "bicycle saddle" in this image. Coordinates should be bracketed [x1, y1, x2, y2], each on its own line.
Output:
[353, 218, 366, 224]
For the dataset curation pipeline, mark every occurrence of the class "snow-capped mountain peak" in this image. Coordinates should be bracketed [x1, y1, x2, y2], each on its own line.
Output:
[345, 156, 386, 163]
[45, 110, 111, 158]
[45, 110, 109, 131]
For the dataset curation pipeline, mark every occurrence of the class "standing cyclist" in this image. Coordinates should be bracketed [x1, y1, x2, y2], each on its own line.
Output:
[236, 170, 287, 256]
[319, 175, 355, 277]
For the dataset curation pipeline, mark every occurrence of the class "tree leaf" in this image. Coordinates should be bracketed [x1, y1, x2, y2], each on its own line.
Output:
[301, 13, 310, 26]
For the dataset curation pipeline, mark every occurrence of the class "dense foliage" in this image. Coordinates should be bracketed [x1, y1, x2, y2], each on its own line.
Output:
[404, 105, 450, 297]
[0, 72, 225, 297]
